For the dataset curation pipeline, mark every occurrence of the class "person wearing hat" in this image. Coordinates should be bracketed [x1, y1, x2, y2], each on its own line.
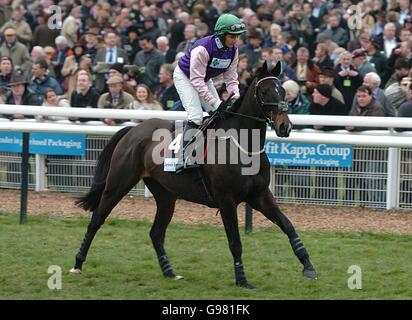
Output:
[97, 75, 135, 125]
[124, 25, 141, 62]
[173, 13, 246, 173]
[2, 73, 41, 120]
[319, 67, 345, 104]
[0, 27, 31, 74]
[0, 5, 32, 45]
[84, 29, 100, 62]
[140, 15, 161, 44]
[104, 63, 135, 97]
[364, 35, 391, 85]
[309, 84, 347, 130]
[61, 43, 93, 97]
[351, 49, 376, 78]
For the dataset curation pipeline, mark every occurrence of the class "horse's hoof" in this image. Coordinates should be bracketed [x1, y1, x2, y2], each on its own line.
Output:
[69, 268, 82, 274]
[303, 268, 318, 280]
[236, 281, 256, 289]
[174, 275, 185, 281]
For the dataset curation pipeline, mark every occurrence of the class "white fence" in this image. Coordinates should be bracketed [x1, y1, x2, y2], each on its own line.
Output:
[0, 105, 411, 210]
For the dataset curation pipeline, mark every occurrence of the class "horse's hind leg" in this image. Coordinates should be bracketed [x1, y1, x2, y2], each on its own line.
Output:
[144, 178, 180, 279]
[248, 189, 317, 279]
[72, 161, 142, 273]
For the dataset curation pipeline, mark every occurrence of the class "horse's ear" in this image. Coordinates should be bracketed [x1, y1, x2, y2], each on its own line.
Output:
[272, 61, 282, 78]
[256, 60, 268, 78]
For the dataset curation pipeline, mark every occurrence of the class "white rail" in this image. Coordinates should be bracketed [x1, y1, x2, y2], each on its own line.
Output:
[0, 105, 411, 210]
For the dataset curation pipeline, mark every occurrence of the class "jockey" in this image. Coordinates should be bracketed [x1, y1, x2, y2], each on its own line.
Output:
[173, 13, 245, 173]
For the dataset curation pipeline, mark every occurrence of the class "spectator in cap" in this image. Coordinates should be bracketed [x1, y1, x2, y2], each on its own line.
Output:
[124, 25, 141, 63]
[282, 79, 311, 118]
[309, 84, 347, 130]
[318, 66, 345, 104]
[97, 75, 135, 125]
[0, 5, 32, 45]
[0, 27, 31, 74]
[362, 72, 393, 117]
[351, 49, 376, 78]
[2, 73, 41, 120]
[84, 29, 99, 62]
[364, 35, 391, 85]
[140, 15, 161, 44]
[103, 63, 135, 97]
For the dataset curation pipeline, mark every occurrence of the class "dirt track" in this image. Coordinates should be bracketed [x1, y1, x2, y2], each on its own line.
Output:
[1, 190, 412, 234]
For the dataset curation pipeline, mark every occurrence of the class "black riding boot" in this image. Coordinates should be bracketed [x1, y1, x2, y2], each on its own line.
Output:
[176, 121, 201, 174]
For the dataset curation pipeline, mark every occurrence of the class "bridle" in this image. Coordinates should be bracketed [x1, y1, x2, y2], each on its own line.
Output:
[223, 76, 288, 126]
[254, 76, 289, 126]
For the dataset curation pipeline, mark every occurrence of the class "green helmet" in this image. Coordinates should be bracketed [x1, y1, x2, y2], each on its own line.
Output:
[214, 14, 246, 36]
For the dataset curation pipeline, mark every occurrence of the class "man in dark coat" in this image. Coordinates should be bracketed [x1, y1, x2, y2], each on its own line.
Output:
[3, 73, 41, 120]
[309, 84, 347, 130]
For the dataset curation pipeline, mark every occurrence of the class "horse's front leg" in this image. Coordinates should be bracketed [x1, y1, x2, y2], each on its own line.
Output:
[219, 200, 255, 289]
[248, 189, 317, 279]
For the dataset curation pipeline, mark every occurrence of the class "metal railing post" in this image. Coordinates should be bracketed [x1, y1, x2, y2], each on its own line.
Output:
[387, 147, 400, 209]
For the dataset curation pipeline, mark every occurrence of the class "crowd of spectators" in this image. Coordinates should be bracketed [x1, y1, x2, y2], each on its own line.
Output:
[0, 0, 411, 203]
[0, 0, 410, 127]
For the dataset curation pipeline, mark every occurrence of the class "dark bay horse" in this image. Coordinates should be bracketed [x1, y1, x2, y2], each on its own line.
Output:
[70, 61, 317, 288]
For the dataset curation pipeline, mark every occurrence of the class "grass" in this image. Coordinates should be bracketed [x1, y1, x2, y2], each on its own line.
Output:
[0, 212, 412, 300]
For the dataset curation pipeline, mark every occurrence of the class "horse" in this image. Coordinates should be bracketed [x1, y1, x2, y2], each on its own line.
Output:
[70, 61, 317, 288]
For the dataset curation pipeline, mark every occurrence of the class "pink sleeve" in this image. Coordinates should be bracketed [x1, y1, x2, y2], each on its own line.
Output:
[223, 49, 240, 99]
[189, 46, 216, 104]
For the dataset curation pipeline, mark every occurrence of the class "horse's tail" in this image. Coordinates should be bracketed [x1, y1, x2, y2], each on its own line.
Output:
[75, 126, 134, 212]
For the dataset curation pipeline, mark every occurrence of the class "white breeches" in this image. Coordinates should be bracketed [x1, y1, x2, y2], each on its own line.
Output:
[173, 65, 221, 126]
